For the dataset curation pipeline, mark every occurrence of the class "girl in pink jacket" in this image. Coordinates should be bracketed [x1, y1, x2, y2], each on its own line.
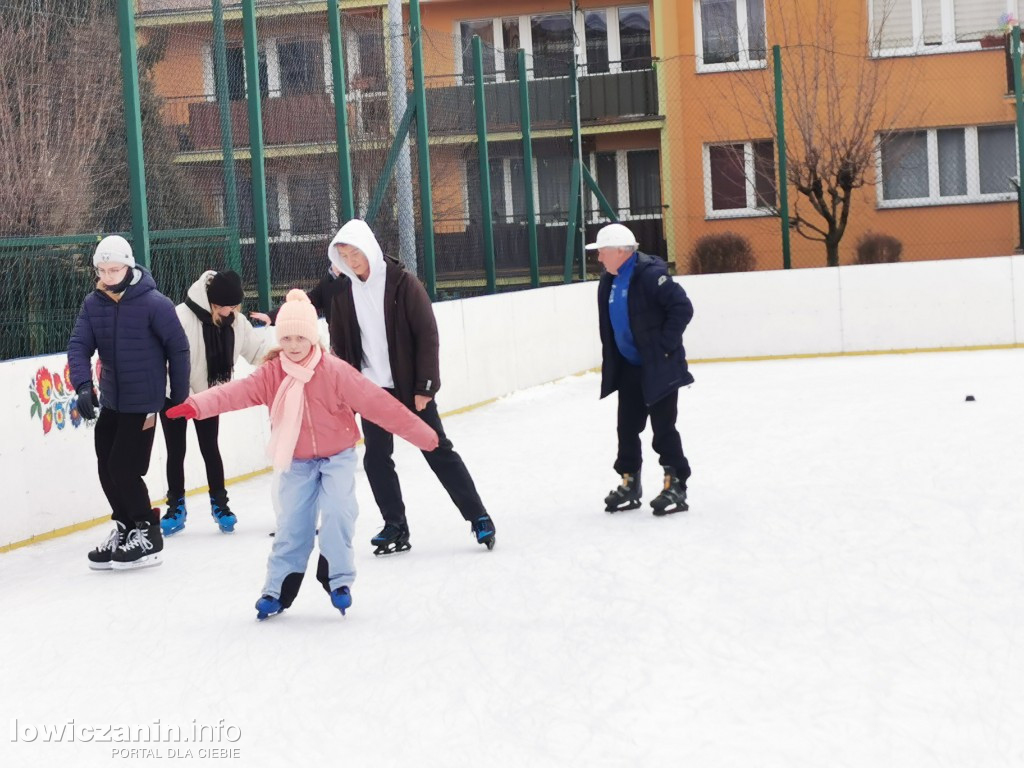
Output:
[167, 290, 438, 620]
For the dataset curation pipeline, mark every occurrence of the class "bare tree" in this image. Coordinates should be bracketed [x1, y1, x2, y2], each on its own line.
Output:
[0, 1, 121, 236]
[709, 0, 917, 266]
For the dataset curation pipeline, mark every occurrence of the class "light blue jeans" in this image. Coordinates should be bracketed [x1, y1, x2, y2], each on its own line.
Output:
[264, 448, 358, 600]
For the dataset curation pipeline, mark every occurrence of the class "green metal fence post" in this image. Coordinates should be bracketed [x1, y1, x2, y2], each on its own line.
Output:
[563, 166, 581, 284]
[241, 0, 271, 310]
[773, 45, 792, 270]
[565, 54, 585, 282]
[472, 36, 496, 294]
[327, 0, 355, 222]
[116, 0, 150, 268]
[518, 49, 540, 289]
[212, 0, 241, 271]
[409, 0, 436, 300]
[1013, 27, 1024, 253]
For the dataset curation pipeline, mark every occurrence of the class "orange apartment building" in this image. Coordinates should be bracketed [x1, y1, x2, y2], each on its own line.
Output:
[136, 0, 1024, 277]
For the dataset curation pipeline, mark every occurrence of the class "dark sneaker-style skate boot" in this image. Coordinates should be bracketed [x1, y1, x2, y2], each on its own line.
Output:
[255, 594, 283, 621]
[605, 473, 642, 512]
[111, 521, 164, 570]
[210, 491, 236, 533]
[651, 466, 688, 516]
[371, 522, 411, 555]
[87, 521, 128, 570]
[330, 586, 352, 616]
[471, 514, 496, 550]
[161, 495, 187, 536]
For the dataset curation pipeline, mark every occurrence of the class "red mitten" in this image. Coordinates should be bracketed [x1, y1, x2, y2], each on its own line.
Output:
[166, 402, 198, 420]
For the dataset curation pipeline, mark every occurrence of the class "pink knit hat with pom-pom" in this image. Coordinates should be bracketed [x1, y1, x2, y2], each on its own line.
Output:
[275, 289, 319, 345]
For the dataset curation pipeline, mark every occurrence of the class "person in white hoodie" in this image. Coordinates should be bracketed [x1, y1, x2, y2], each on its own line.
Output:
[325, 219, 496, 553]
[158, 270, 269, 536]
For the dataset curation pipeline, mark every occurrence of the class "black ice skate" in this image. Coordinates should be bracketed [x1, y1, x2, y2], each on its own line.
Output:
[87, 521, 127, 570]
[604, 473, 642, 512]
[371, 522, 411, 555]
[111, 521, 164, 570]
[650, 467, 688, 516]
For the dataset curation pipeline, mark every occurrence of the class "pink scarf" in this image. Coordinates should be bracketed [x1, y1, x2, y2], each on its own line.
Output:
[267, 345, 322, 471]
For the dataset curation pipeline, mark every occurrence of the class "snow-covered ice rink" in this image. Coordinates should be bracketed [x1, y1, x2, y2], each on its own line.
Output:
[2, 348, 1023, 768]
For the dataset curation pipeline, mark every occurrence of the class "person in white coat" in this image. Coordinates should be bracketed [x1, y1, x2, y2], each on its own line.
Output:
[159, 270, 268, 535]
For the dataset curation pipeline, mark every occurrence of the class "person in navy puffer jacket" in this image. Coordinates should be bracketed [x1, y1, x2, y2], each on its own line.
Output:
[68, 235, 190, 571]
[594, 223, 694, 517]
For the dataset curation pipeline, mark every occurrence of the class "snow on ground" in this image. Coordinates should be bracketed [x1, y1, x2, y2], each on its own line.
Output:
[1, 349, 1023, 768]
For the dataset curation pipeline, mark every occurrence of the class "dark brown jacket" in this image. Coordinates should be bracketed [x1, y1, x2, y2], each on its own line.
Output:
[327, 256, 440, 408]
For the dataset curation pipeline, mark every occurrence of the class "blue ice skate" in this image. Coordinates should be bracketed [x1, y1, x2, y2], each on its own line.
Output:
[210, 492, 236, 533]
[330, 586, 352, 616]
[255, 595, 283, 621]
[471, 515, 496, 550]
[160, 496, 187, 536]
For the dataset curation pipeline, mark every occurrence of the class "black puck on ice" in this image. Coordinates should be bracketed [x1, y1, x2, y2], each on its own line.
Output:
[965, 395, 975, 401]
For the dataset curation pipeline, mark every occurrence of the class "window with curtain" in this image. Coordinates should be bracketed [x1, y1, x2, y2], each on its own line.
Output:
[537, 155, 572, 222]
[978, 125, 1017, 194]
[233, 174, 279, 237]
[627, 150, 662, 216]
[698, 0, 766, 66]
[706, 140, 775, 213]
[460, 20, 495, 83]
[585, 11, 609, 74]
[503, 19, 521, 80]
[596, 152, 619, 215]
[278, 40, 321, 96]
[531, 13, 574, 79]
[287, 174, 332, 236]
[221, 46, 268, 101]
[510, 158, 528, 220]
[881, 125, 1018, 203]
[874, 0, 1006, 50]
[619, 6, 652, 71]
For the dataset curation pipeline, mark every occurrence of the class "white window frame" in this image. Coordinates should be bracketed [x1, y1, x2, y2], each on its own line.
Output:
[876, 125, 1019, 208]
[702, 140, 777, 219]
[872, 0, 1019, 58]
[454, 7, 652, 84]
[203, 41, 270, 101]
[694, 0, 768, 74]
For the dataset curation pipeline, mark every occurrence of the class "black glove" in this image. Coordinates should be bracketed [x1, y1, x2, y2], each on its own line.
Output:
[76, 384, 98, 420]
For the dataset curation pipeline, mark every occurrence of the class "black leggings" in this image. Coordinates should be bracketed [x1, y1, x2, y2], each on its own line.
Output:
[160, 406, 224, 500]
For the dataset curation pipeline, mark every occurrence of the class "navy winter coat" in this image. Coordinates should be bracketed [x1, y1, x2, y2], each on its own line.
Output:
[68, 268, 190, 413]
[598, 252, 694, 406]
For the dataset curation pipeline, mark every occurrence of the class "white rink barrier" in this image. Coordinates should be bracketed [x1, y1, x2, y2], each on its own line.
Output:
[3, 255, 1022, 548]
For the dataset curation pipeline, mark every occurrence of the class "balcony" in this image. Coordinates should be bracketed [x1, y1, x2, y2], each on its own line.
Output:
[185, 91, 391, 151]
[426, 68, 659, 136]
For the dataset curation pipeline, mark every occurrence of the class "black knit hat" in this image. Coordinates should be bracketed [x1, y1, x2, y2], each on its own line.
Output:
[207, 270, 244, 307]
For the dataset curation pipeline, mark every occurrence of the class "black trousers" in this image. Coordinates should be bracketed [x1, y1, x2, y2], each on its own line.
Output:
[361, 392, 486, 527]
[159, 405, 225, 501]
[94, 408, 157, 525]
[614, 362, 691, 485]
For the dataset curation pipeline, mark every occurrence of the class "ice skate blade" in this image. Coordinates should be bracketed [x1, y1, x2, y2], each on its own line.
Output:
[480, 537, 495, 551]
[111, 553, 163, 570]
[651, 502, 689, 516]
[256, 610, 282, 621]
[161, 524, 185, 537]
[605, 500, 642, 513]
[372, 542, 412, 556]
[88, 561, 113, 571]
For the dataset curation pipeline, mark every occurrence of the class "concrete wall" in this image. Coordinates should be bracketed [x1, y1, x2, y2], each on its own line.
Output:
[4, 256, 1022, 548]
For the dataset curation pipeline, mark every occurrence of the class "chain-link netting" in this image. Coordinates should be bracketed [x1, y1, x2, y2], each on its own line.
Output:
[0, 1, 130, 359]
[5, 0, 1022, 358]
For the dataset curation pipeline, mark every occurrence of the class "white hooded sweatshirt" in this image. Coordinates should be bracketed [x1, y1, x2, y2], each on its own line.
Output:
[328, 220, 394, 389]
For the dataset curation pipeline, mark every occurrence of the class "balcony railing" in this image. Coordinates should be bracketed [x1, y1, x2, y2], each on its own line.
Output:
[173, 66, 658, 152]
[427, 67, 660, 135]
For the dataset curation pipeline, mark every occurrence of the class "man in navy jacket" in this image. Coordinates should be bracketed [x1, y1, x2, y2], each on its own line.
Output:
[68, 235, 190, 570]
[594, 223, 694, 516]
